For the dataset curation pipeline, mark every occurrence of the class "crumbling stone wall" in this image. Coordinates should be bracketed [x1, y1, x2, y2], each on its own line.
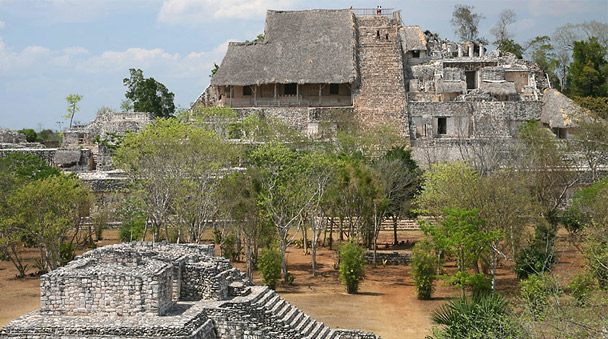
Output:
[353, 14, 408, 136]
[0, 129, 26, 143]
[0, 148, 91, 171]
[63, 112, 152, 147]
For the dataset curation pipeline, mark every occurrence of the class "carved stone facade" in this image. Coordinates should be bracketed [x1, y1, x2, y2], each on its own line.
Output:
[1, 243, 378, 339]
[199, 8, 574, 164]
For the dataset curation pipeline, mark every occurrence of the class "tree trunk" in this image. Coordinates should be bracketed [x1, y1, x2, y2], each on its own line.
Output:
[280, 238, 288, 279]
[328, 217, 334, 250]
[246, 238, 253, 281]
[393, 216, 398, 246]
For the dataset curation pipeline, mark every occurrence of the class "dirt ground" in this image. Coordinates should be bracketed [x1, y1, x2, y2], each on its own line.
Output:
[0, 228, 585, 339]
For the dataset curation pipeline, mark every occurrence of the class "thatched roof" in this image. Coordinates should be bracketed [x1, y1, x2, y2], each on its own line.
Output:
[480, 81, 517, 96]
[541, 88, 582, 128]
[399, 26, 427, 52]
[211, 9, 358, 86]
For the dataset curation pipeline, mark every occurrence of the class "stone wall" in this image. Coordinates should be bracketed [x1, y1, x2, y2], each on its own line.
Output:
[2, 243, 377, 339]
[353, 15, 408, 136]
[0, 148, 92, 171]
[0, 129, 26, 143]
[63, 112, 153, 147]
[365, 251, 411, 265]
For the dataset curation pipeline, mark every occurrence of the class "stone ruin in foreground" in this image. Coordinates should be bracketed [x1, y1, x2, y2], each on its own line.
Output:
[1, 243, 378, 339]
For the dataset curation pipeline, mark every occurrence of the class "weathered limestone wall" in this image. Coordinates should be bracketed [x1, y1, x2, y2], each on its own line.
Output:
[40, 256, 175, 316]
[0, 148, 91, 171]
[0, 129, 26, 143]
[63, 112, 152, 147]
[409, 101, 542, 139]
[234, 106, 355, 136]
[353, 15, 408, 136]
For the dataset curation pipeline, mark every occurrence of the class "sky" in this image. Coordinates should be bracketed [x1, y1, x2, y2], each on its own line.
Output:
[0, 0, 606, 131]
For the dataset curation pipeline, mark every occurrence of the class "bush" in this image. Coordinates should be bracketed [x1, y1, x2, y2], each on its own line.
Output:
[119, 218, 145, 242]
[567, 271, 599, 304]
[515, 225, 556, 279]
[520, 273, 561, 314]
[338, 241, 366, 294]
[411, 240, 437, 299]
[585, 243, 608, 290]
[60, 242, 76, 266]
[221, 233, 241, 262]
[431, 293, 524, 339]
[258, 248, 282, 289]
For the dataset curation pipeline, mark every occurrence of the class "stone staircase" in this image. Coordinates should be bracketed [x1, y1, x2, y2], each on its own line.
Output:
[214, 286, 377, 339]
[353, 15, 408, 137]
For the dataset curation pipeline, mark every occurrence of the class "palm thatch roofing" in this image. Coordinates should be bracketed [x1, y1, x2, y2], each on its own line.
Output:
[399, 25, 427, 52]
[211, 9, 358, 86]
[541, 88, 583, 128]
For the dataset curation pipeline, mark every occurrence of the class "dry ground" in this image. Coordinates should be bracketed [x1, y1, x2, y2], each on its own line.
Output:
[0, 228, 585, 339]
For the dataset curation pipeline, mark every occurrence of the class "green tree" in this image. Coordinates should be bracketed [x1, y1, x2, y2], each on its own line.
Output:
[411, 239, 438, 300]
[64, 94, 82, 128]
[527, 36, 560, 89]
[123, 68, 175, 118]
[491, 9, 523, 58]
[568, 37, 607, 97]
[450, 4, 485, 43]
[496, 39, 524, 59]
[338, 241, 366, 294]
[6, 174, 91, 272]
[421, 208, 500, 297]
[114, 118, 235, 242]
[258, 247, 282, 289]
[18, 129, 39, 142]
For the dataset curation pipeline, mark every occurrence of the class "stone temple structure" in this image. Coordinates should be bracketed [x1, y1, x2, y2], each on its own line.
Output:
[1, 243, 378, 339]
[195, 8, 581, 165]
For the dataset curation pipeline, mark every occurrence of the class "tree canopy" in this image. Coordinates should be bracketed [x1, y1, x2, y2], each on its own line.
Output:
[123, 68, 175, 118]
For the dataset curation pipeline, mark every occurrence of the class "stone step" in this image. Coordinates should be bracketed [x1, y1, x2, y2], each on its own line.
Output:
[308, 322, 326, 338]
[295, 315, 312, 333]
[252, 287, 273, 306]
[270, 297, 287, 313]
[316, 325, 332, 339]
[265, 294, 281, 310]
[275, 301, 292, 319]
[290, 311, 305, 328]
[282, 306, 300, 324]
[302, 319, 318, 336]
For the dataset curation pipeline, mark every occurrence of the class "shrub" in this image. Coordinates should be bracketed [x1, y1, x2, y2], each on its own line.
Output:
[338, 241, 366, 294]
[411, 240, 437, 299]
[585, 243, 608, 290]
[520, 273, 561, 314]
[221, 233, 241, 262]
[515, 225, 556, 279]
[119, 218, 145, 242]
[431, 293, 524, 339]
[60, 242, 76, 266]
[258, 248, 282, 289]
[567, 271, 599, 304]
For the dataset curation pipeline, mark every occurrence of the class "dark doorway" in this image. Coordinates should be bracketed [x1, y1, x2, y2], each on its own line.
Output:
[465, 71, 476, 90]
[437, 117, 447, 135]
[284, 83, 297, 95]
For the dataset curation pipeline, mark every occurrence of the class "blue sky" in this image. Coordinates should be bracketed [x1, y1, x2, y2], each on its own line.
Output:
[0, 0, 606, 131]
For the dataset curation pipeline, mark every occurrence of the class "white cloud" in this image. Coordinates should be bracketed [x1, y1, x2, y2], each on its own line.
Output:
[157, 0, 296, 23]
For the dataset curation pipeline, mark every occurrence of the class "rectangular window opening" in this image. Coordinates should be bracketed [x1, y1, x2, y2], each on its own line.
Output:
[284, 83, 297, 95]
[412, 50, 420, 58]
[243, 86, 252, 96]
[329, 84, 339, 95]
[437, 117, 447, 135]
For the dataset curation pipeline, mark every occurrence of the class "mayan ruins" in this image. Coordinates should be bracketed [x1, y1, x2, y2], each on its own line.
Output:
[195, 8, 580, 165]
[1, 242, 378, 338]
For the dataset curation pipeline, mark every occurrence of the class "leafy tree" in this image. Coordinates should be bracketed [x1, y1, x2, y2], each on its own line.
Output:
[114, 118, 235, 242]
[450, 4, 485, 42]
[338, 241, 366, 294]
[514, 223, 557, 279]
[411, 239, 438, 299]
[573, 96, 608, 119]
[570, 109, 608, 181]
[568, 179, 608, 289]
[209, 63, 219, 78]
[18, 129, 39, 142]
[490, 9, 516, 45]
[496, 39, 524, 59]
[420, 208, 500, 297]
[527, 36, 560, 88]
[377, 146, 421, 246]
[6, 174, 91, 272]
[64, 94, 82, 128]
[568, 37, 607, 97]
[258, 247, 282, 289]
[123, 68, 175, 118]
